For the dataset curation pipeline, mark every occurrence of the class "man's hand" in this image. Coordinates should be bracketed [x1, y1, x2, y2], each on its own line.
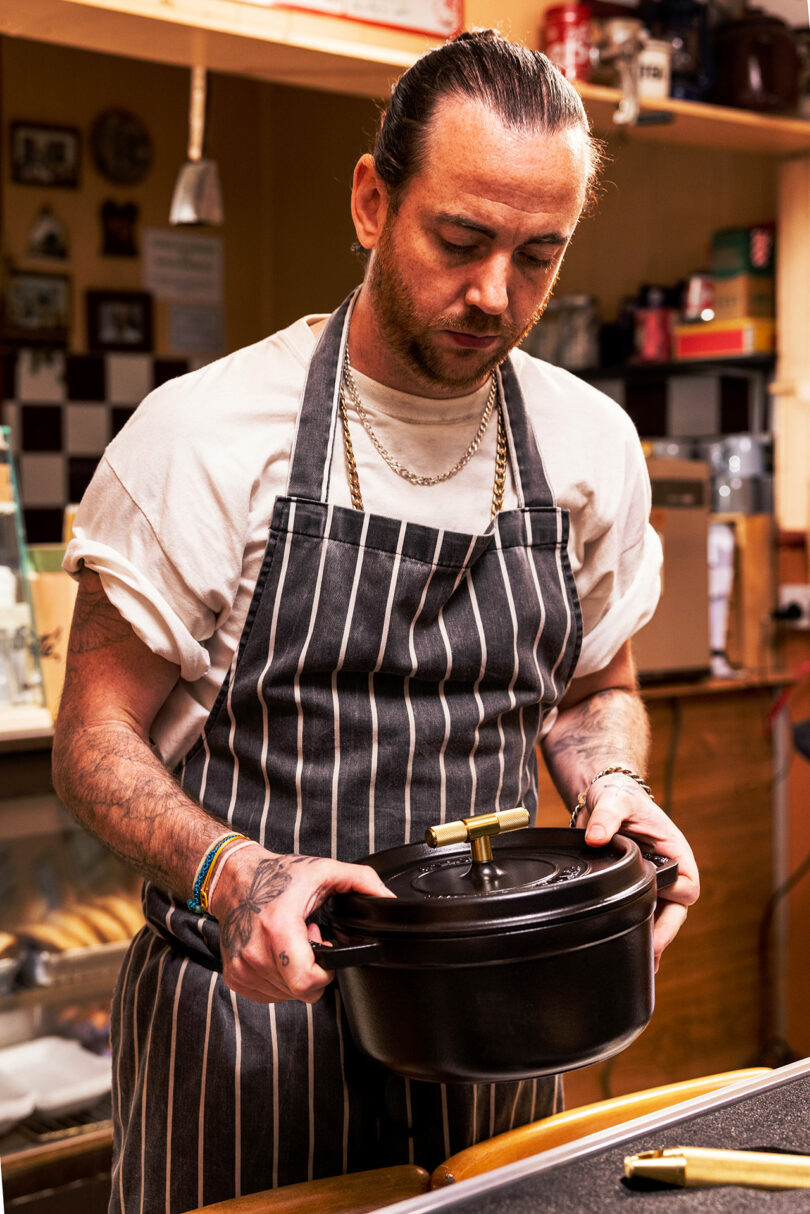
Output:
[209, 843, 394, 1003]
[541, 640, 700, 968]
[577, 772, 700, 970]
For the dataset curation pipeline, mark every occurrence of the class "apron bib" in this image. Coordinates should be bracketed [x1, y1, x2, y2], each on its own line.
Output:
[109, 295, 583, 1213]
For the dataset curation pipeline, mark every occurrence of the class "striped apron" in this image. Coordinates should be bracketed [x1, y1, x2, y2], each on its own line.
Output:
[109, 295, 583, 1213]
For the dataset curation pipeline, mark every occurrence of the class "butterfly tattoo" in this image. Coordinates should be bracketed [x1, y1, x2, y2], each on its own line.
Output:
[221, 858, 293, 955]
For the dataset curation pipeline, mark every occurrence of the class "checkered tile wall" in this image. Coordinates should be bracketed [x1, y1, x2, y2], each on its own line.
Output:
[1, 347, 195, 543]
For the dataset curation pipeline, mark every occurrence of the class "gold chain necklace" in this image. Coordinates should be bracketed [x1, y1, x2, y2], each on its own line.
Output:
[339, 354, 506, 517]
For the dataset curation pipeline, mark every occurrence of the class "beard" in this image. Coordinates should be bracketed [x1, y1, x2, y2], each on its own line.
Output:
[366, 221, 547, 395]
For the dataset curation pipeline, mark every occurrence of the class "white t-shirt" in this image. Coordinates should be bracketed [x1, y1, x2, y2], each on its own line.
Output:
[64, 314, 662, 769]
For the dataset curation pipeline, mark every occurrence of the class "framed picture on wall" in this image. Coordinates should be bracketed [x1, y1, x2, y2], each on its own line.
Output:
[86, 289, 153, 352]
[3, 271, 71, 344]
[10, 122, 81, 188]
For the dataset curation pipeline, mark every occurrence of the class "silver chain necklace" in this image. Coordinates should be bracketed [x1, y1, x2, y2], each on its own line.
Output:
[341, 349, 498, 488]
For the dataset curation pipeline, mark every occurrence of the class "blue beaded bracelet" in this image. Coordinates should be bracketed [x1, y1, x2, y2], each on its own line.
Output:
[187, 833, 244, 915]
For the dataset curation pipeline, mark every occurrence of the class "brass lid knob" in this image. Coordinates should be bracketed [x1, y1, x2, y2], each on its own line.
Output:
[425, 808, 530, 851]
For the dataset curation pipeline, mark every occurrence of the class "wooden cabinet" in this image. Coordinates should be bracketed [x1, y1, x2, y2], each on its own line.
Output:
[538, 680, 787, 1107]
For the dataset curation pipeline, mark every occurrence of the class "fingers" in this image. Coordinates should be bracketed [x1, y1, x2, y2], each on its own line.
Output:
[217, 851, 394, 1005]
[580, 776, 700, 960]
[652, 900, 688, 971]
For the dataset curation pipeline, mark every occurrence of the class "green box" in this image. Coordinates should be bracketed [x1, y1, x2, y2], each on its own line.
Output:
[711, 225, 775, 279]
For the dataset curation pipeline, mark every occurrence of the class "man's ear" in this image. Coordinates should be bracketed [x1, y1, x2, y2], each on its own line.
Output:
[351, 154, 390, 251]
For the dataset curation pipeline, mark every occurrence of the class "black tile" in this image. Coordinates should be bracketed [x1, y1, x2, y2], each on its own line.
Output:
[111, 406, 136, 436]
[21, 404, 63, 452]
[23, 507, 64, 544]
[152, 358, 188, 389]
[1, 350, 18, 401]
[68, 455, 101, 502]
[623, 379, 668, 439]
[65, 354, 106, 401]
[719, 376, 751, 434]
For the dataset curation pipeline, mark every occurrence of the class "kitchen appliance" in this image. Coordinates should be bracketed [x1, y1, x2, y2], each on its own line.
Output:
[712, 12, 801, 113]
[313, 809, 676, 1083]
[633, 457, 711, 681]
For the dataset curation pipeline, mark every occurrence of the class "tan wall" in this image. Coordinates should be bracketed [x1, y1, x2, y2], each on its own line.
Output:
[1, 35, 779, 350]
[1, 37, 377, 354]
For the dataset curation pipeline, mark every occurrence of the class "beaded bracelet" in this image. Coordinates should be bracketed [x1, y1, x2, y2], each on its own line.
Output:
[188, 833, 246, 915]
[569, 766, 655, 829]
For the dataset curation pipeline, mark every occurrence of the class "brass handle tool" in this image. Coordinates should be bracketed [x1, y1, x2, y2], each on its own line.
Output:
[624, 1146, 810, 1189]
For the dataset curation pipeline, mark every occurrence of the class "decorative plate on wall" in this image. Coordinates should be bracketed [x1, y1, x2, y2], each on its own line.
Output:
[89, 108, 153, 186]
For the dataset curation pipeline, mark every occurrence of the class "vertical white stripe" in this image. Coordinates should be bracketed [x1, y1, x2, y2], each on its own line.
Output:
[404, 1079, 414, 1165]
[268, 1004, 280, 1188]
[440, 1083, 451, 1161]
[257, 502, 298, 847]
[306, 1003, 316, 1180]
[139, 947, 168, 1214]
[553, 1073, 564, 1114]
[403, 529, 444, 843]
[508, 1081, 523, 1131]
[111, 939, 140, 1214]
[224, 665, 240, 826]
[367, 520, 407, 852]
[437, 537, 478, 824]
[548, 510, 574, 695]
[530, 1078, 538, 1122]
[331, 513, 371, 857]
[294, 504, 336, 853]
[165, 957, 189, 1212]
[465, 572, 488, 815]
[198, 733, 211, 807]
[230, 989, 243, 1197]
[489, 1083, 496, 1140]
[492, 526, 524, 809]
[197, 972, 217, 1209]
[335, 992, 350, 1174]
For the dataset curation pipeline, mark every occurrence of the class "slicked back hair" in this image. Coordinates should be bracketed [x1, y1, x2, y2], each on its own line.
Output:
[372, 28, 602, 210]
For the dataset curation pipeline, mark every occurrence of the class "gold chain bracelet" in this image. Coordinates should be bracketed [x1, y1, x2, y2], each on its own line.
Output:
[569, 766, 655, 829]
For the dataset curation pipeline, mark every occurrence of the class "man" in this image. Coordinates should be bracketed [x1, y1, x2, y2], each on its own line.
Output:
[53, 29, 699, 1213]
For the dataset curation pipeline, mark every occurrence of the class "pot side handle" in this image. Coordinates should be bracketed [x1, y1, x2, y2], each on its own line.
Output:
[310, 940, 383, 970]
[642, 849, 679, 892]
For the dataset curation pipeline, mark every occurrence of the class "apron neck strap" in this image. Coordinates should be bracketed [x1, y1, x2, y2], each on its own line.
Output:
[286, 292, 354, 502]
[287, 290, 556, 509]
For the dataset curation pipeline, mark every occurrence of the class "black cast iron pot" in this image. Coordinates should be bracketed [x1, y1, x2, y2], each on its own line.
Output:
[313, 810, 677, 1084]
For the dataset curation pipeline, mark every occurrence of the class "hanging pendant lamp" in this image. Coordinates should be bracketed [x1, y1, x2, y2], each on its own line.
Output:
[169, 66, 224, 225]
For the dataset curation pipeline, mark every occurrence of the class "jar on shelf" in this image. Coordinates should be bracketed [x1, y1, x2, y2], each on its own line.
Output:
[544, 2, 593, 81]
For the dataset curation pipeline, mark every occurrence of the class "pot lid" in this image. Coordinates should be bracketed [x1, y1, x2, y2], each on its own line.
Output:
[326, 813, 673, 937]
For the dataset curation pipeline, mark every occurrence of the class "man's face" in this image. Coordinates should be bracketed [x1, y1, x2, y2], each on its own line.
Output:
[359, 96, 589, 396]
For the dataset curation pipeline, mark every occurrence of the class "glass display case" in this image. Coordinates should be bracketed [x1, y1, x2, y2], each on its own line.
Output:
[0, 425, 52, 737]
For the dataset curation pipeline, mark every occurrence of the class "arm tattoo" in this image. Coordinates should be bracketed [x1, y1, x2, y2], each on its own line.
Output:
[220, 859, 293, 957]
[542, 688, 650, 805]
[68, 580, 132, 653]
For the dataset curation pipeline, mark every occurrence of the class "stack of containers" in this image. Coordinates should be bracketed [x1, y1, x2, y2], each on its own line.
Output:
[673, 223, 776, 359]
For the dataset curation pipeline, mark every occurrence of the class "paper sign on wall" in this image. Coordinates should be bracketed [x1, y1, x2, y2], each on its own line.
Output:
[142, 229, 223, 305]
[243, 0, 462, 37]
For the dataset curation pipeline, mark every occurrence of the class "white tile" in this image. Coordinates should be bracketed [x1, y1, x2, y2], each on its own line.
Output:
[667, 376, 720, 437]
[106, 354, 151, 404]
[17, 349, 66, 402]
[18, 454, 65, 506]
[65, 405, 108, 454]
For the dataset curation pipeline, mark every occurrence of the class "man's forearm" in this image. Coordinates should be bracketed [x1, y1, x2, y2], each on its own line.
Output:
[53, 718, 231, 900]
[540, 687, 651, 809]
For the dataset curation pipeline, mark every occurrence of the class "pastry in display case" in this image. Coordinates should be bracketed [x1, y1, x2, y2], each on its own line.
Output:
[0, 425, 52, 738]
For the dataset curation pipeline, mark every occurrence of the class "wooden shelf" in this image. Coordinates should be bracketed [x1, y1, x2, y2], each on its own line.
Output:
[0, 0, 431, 97]
[2, 0, 810, 157]
[577, 81, 810, 156]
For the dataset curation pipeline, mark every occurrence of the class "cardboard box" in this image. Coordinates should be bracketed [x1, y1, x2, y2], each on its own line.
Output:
[674, 318, 775, 360]
[712, 272, 775, 321]
[711, 224, 776, 278]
